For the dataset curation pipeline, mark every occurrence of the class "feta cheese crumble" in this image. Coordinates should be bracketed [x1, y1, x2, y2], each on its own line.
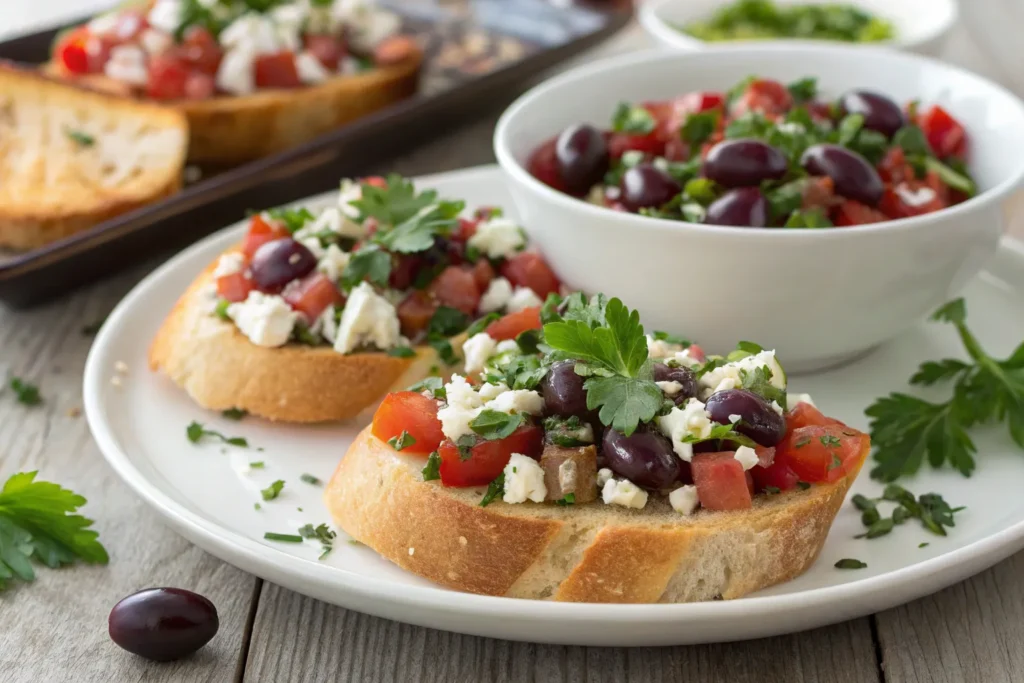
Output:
[657, 398, 714, 462]
[790, 393, 816, 408]
[462, 332, 497, 376]
[506, 287, 543, 313]
[333, 282, 400, 354]
[212, 252, 245, 278]
[485, 389, 544, 416]
[734, 445, 759, 471]
[296, 51, 331, 84]
[597, 468, 614, 487]
[502, 453, 547, 504]
[437, 375, 544, 441]
[478, 277, 513, 313]
[316, 244, 350, 282]
[699, 350, 786, 396]
[104, 46, 148, 86]
[895, 185, 937, 208]
[669, 485, 700, 515]
[601, 478, 648, 509]
[646, 335, 684, 360]
[467, 217, 525, 260]
[656, 380, 683, 396]
[227, 291, 298, 348]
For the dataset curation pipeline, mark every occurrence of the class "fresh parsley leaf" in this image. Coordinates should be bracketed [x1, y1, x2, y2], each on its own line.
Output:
[911, 359, 971, 386]
[584, 375, 664, 436]
[479, 473, 505, 507]
[739, 365, 787, 409]
[784, 208, 833, 229]
[375, 204, 460, 254]
[222, 408, 247, 420]
[186, 421, 248, 447]
[428, 306, 470, 338]
[260, 480, 285, 501]
[9, 378, 41, 406]
[919, 542, 930, 548]
[422, 451, 441, 481]
[787, 77, 817, 103]
[388, 346, 416, 358]
[456, 434, 476, 461]
[407, 376, 445, 399]
[65, 128, 95, 147]
[680, 110, 720, 148]
[611, 102, 655, 135]
[892, 125, 932, 156]
[681, 422, 757, 449]
[387, 431, 417, 451]
[554, 493, 576, 506]
[515, 329, 542, 355]
[834, 558, 867, 569]
[470, 410, 524, 440]
[683, 177, 719, 205]
[267, 207, 315, 234]
[836, 114, 864, 147]
[429, 338, 459, 366]
[300, 473, 322, 486]
[351, 174, 436, 226]
[493, 354, 549, 391]
[0, 472, 108, 589]
[340, 244, 391, 291]
[545, 298, 647, 377]
[466, 312, 500, 337]
[852, 486, 963, 539]
[765, 178, 809, 221]
[264, 532, 303, 543]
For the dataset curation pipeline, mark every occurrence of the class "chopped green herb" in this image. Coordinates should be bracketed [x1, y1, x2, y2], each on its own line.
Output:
[456, 434, 476, 461]
[299, 473, 322, 486]
[387, 431, 417, 452]
[479, 473, 505, 507]
[407, 376, 445, 400]
[9, 378, 41, 406]
[682, 1, 894, 44]
[267, 207, 315, 233]
[851, 485, 963, 539]
[797, 481, 811, 490]
[764, 486, 781, 495]
[222, 408, 247, 420]
[835, 558, 867, 570]
[254, 503, 262, 511]
[554, 493, 576, 506]
[469, 410, 524, 441]
[388, 346, 416, 358]
[65, 128, 95, 147]
[298, 523, 336, 560]
[680, 110, 720, 148]
[422, 451, 441, 481]
[340, 244, 392, 291]
[787, 77, 817, 103]
[260, 480, 285, 501]
[794, 437, 811, 449]
[186, 421, 248, 447]
[264, 532, 303, 543]
[249, 461, 265, 469]
[918, 542, 930, 548]
[611, 102, 655, 135]
[466, 312, 500, 337]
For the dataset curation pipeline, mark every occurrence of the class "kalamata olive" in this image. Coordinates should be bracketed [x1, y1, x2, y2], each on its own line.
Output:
[839, 90, 905, 138]
[250, 238, 317, 291]
[705, 187, 769, 227]
[555, 124, 610, 196]
[541, 360, 595, 422]
[703, 139, 789, 188]
[800, 144, 884, 206]
[109, 588, 219, 662]
[619, 163, 682, 212]
[602, 428, 681, 490]
[705, 389, 786, 447]
[652, 363, 698, 405]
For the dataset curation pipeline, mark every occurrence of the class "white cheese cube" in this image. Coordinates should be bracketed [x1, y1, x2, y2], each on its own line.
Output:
[506, 287, 543, 313]
[300, 237, 326, 260]
[601, 478, 648, 509]
[462, 333, 497, 376]
[656, 380, 683, 396]
[227, 292, 297, 347]
[502, 453, 547, 504]
[495, 339, 520, 354]
[478, 277, 513, 314]
[312, 305, 339, 344]
[296, 51, 331, 85]
[734, 445, 759, 471]
[477, 381, 509, 401]
[669, 485, 700, 515]
[212, 252, 245, 279]
[333, 281, 400, 354]
[216, 48, 256, 96]
[790, 393, 815, 408]
[596, 468, 614, 487]
[485, 390, 544, 416]
[467, 217, 525, 260]
[656, 398, 714, 461]
[317, 244, 350, 282]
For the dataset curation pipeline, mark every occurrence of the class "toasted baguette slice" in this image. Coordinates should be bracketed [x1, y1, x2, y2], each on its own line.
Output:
[149, 252, 448, 423]
[46, 50, 421, 164]
[327, 428, 869, 603]
[0, 65, 187, 250]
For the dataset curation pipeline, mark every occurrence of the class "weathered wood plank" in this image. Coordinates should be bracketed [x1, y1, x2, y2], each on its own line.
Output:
[0, 270, 257, 683]
[244, 582, 880, 683]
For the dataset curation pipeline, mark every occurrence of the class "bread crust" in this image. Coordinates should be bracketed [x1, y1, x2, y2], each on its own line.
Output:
[46, 52, 422, 164]
[149, 249, 447, 423]
[326, 428, 869, 603]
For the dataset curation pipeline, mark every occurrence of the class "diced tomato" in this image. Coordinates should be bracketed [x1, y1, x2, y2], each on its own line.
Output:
[55, 28, 91, 74]
[774, 425, 869, 484]
[755, 445, 775, 469]
[879, 181, 949, 219]
[428, 266, 480, 316]
[750, 459, 800, 492]
[184, 72, 216, 100]
[172, 26, 223, 76]
[471, 258, 495, 291]
[832, 200, 888, 227]
[731, 79, 792, 118]
[607, 132, 664, 159]
[304, 34, 345, 70]
[801, 176, 837, 210]
[501, 251, 560, 298]
[687, 344, 706, 363]
[806, 100, 834, 123]
[785, 402, 838, 431]
[145, 55, 190, 100]
[396, 290, 438, 338]
[877, 147, 914, 185]
[917, 105, 967, 159]
[526, 138, 566, 193]
[242, 214, 290, 259]
[679, 91, 725, 114]
[453, 217, 478, 242]
[438, 423, 543, 487]
[372, 392, 444, 455]
[691, 452, 752, 511]
[486, 307, 542, 341]
[283, 272, 344, 321]
[216, 272, 255, 303]
[362, 176, 388, 188]
[663, 137, 690, 162]
[254, 51, 302, 89]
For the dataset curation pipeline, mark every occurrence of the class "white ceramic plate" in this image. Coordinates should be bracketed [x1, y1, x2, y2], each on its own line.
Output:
[85, 165, 1024, 646]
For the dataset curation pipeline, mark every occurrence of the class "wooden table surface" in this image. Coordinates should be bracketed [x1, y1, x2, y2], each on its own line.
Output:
[4, 6, 1024, 682]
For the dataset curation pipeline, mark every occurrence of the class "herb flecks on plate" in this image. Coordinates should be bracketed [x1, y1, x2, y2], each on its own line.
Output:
[866, 298, 1024, 481]
[186, 421, 248, 448]
[851, 486, 964, 539]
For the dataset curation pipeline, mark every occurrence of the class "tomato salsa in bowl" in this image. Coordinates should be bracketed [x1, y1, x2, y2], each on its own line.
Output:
[526, 75, 975, 229]
[493, 46, 1024, 372]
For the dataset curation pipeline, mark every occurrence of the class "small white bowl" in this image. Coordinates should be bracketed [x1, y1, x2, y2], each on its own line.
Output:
[639, 0, 958, 57]
[493, 46, 1024, 373]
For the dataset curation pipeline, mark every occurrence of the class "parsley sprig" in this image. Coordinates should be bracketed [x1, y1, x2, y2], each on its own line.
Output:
[866, 299, 1024, 481]
[0, 472, 108, 589]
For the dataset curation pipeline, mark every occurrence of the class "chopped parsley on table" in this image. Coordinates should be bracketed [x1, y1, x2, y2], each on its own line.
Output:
[8, 378, 41, 406]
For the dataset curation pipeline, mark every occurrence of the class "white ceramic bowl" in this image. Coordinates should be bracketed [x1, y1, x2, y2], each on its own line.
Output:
[639, 0, 958, 57]
[493, 46, 1024, 373]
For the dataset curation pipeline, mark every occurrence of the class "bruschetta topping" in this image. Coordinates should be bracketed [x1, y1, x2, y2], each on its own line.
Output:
[373, 292, 870, 513]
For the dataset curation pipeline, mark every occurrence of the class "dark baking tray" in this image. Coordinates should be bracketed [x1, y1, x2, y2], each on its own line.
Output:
[0, 0, 631, 308]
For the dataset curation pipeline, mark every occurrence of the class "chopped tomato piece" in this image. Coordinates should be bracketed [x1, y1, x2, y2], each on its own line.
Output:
[145, 56, 190, 100]
[750, 459, 800, 492]
[663, 137, 690, 161]
[396, 290, 438, 338]
[216, 272, 254, 303]
[755, 445, 775, 469]
[304, 34, 345, 70]
[501, 251, 560, 298]
[785, 402, 839, 431]
[438, 423, 543, 487]
[607, 132, 664, 159]
[879, 181, 949, 219]
[691, 452, 752, 511]
[428, 265, 480, 316]
[173, 26, 223, 75]
[917, 105, 967, 159]
[453, 217, 479, 242]
[254, 52, 302, 89]
[372, 392, 444, 455]
[832, 200, 888, 226]
[471, 258, 495, 291]
[686, 344, 706, 362]
[242, 214, 290, 259]
[362, 176, 388, 188]
[731, 79, 792, 118]
[283, 272, 344, 321]
[486, 307, 542, 341]
[526, 138, 566, 192]
[877, 147, 914, 185]
[55, 28, 91, 74]
[774, 425, 868, 484]
[679, 91, 725, 114]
